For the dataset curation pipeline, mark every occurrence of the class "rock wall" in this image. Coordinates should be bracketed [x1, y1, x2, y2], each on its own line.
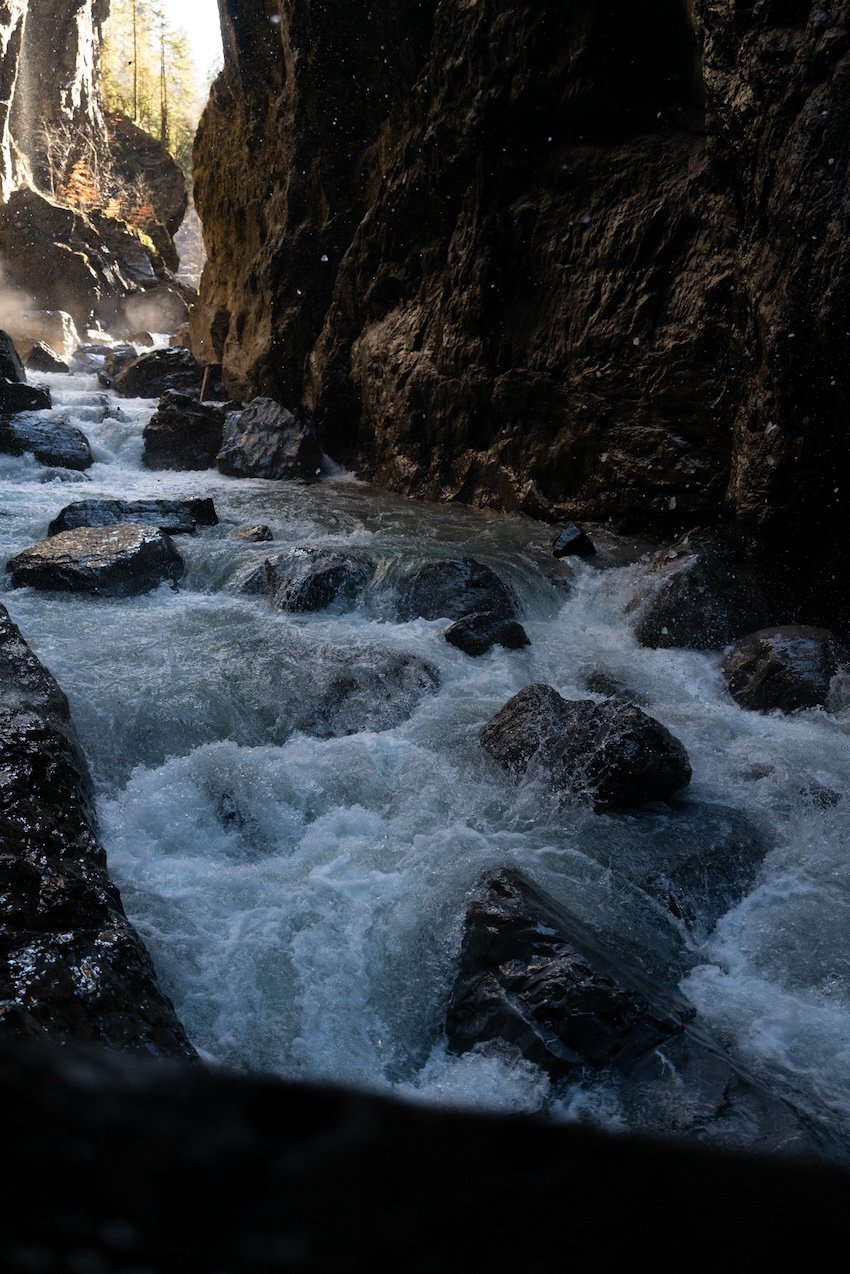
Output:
[194, 1, 850, 616]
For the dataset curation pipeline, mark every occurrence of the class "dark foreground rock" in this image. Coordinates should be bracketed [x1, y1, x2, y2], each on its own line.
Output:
[142, 390, 229, 469]
[723, 626, 849, 714]
[0, 413, 91, 470]
[216, 397, 323, 481]
[24, 341, 69, 374]
[1, 1038, 849, 1274]
[445, 611, 530, 657]
[48, 498, 218, 537]
[0, 381, 51, 413]
[248, 547, 373, 613]
[6, 526, 184, 597]
[0, 330, 26, 382]
[629, 530, 772, 650]
[113, 348, 203, 399]
[446, 869, 830, 1156]
[0, 605, 194, 1058]
[398, 558, 517, 622]
[552, 522, 596, 558]
[481, 684, 691, 810]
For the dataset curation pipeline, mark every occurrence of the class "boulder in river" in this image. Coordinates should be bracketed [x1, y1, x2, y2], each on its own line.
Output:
[24, 342, 69, 374]
[0, 603, 195, 1057]
[216, 397, 323, 481]
[0, 382, 51, 413]
[236, 523, 273, 542]
[628, 529, 772, 650]
[481, 683, 691, 810]
[48, 497, 218, 537]
[551, 522, 596, 558]
[0, 330, 26, 383]
[113, 348, 203, 398]
[445, 868, 826, 1155]
[398, 557, 517, 622]
[0, 413, 91, 470]
[142, 390, 229, 470]
[6, 525, 184, 597]
[722, 626, 849, 713]
[261, 546, 373, 613]
[445, 610, 530, 657]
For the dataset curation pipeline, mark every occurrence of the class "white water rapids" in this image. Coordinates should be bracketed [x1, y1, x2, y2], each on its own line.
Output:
[2, 362, 849, 1148]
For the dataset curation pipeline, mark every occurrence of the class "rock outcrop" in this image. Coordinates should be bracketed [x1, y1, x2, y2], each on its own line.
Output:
[194, 1, 850, 625]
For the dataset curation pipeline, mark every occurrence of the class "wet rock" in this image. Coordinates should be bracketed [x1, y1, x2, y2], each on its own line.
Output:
[24, 342, 69, 374]
[445, 611, 530, 657]
[723, 626, 849, 714]
[0, 604, 195, 1058]
[236, 523, 273, 542]
[0, 381, 51, 413]
[113, 348, 203, 399]
[6, 525, 184, 597]
[585, 671, 646, 706]
[552, 522, 596, 558]
[142, 389, 228, 470]
[216, 397, 323, 481]
[481, 684, 691, 810]
[98, 343, 139, 386]
[0, 413, 91, 470]
[446, 868, 825, 1155]
[48, 498, 218, 537]
[288, 647, 439, 738]
[601, 804, 768, 938]
[629, 530, 772, 650]
[0, 330, 25, 383]
[254, 547, 373, 613]
[398, 557, 517, 622]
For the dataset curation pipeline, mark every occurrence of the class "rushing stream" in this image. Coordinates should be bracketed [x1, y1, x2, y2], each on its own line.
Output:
[2, 359, 850, 1150]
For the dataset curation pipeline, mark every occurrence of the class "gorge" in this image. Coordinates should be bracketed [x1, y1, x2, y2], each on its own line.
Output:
[1, 2, 850, 1268]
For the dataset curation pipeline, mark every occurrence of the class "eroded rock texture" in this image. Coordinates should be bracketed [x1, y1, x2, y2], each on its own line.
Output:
[195, 1, 850, 621]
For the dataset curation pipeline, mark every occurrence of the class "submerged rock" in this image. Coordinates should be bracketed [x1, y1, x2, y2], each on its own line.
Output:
[143, 389, 229, 470]
[287, 648, 440, 738]
[0, 604, 194, 1057]
[481, 684, 691, 810]
[216, 397, 323, 481]
[445, 610, 530, 657]
[113, 348, 203, 398]
[261, 547, 373, 613]
[723, 626, 849, 714]
[6, 525, 184, 597]
[398, 557, 517, 622]
[445, 868, 826, 1156]
[629, 530, 772, 651]
[0, 413, 91, 470]
[48, 497, 218, 537]
[24, 342, 69, 374]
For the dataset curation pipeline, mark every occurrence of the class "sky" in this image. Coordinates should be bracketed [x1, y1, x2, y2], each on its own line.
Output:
[161, 0, 223, 87]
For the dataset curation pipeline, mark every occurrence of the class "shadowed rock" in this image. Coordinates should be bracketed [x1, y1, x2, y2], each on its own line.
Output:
[0, 382, 51, 413]
[48, 497, 218, 537]
[481, 683, 691, 810]
[113, 348, 203, 398]
[398, 558, 517, 622]
[445, 610, 530, 657]
[0, 331, 25, 383]
[24, 342, 69, 374]
[6, 525, 184, 597]
[552, 522, 596, 558]
[723, 626, 849, 713]
[143, 389, 229, 470]
[0, 413, 90, 469]
[216, 397, 323, 481]
[261, 546, 373, 613]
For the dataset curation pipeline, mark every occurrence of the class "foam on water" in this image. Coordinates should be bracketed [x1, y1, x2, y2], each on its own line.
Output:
[2, 365, 850, 1138]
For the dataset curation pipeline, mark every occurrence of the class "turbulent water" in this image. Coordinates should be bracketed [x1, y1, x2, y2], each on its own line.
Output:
[2, 361, 850, 1146]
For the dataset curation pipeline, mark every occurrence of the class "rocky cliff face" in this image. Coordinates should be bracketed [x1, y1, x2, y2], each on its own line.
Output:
[194, 0, 850, 617]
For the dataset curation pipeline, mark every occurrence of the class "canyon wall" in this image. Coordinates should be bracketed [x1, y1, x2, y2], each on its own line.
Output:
[194, 0, 850, 614]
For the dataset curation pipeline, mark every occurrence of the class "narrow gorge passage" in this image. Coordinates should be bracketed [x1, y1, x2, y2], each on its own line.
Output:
[2, 356, 849, 1154]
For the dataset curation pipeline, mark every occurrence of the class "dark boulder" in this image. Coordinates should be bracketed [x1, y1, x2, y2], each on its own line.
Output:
[24, 342, 69, 374]
[0, 381, 51, 413]
[0, 330, 26, 382]
[0, 604, 195, 1058]
[629, 530, 772, 651]
[236, 523, 273, 542]
[142, 390, 229, 470]
[0, 414, 91, 470]
[216, 397, 323, 481]
[481, 684, 691, 810]
[288, 648, 440, 738]
[99, 343, 140, 386]
[722, 626, 849, 714]
[113, 348, 203, 399]
[552, 522, 596, 558]
[262, 547, 373, 613]
[445, 610, 530, 657]
[398, 557, 517, 622]
[601, 803, 767, 938]
[445, 869, 826, 1155]
[6, 525, 184, 597]
[48, 497, 218, 537]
